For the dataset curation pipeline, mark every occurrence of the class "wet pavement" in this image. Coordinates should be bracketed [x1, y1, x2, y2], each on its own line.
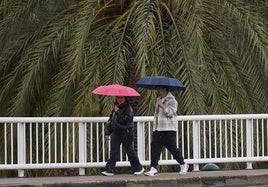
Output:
[0, 169, 268, 187]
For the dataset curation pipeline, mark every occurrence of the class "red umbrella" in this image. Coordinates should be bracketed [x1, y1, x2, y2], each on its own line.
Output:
[92, 84, 140, 97]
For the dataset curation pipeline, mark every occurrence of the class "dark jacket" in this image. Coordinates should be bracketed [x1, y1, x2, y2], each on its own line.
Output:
[105, 101, 134, 136]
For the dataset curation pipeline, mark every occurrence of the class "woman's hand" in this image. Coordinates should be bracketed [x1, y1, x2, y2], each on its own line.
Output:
[114, 105, 119, 112]
[105, 135, 110, 140]
[157, 98, 166, 109]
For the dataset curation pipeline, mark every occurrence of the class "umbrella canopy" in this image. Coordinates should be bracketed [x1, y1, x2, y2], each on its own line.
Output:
[135, 76, 185, 91]
[92, 84, 140, 97]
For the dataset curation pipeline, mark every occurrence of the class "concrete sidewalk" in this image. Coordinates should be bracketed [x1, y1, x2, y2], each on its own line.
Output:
[0, 169, 268, 187]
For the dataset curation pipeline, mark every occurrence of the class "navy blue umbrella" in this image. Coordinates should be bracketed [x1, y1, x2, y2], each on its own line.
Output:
[135, 76, 185, 91]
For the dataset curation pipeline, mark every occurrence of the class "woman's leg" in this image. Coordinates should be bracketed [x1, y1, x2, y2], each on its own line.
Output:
[163, 131, 185, 164]
[150, 131, 163, 168]
[105, 133, 121, 172]
[122, 129, 142, 172]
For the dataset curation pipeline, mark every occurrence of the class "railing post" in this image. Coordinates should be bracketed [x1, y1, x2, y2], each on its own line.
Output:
[193, 120, 200, 171]
[137, 122, 145, 161]
[17, 122, 25, 177]
[79, 122, 86, 175]
[246, 119, 253, 169]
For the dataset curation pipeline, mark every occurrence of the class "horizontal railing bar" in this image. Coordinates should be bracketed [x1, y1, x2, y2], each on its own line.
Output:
[158, 157, 268, 165]
[0, 114, 267, 123]
[0, 117, 109, 123]
[0, 162, 127, 170]
[1, 156, 268, 170]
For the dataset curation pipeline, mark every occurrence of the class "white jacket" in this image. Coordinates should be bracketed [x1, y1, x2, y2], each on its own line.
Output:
[153, 92, 178, 131]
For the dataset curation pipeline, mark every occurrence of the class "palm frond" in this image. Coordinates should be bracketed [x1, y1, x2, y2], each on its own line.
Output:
[46, 0, 101, 116]
[0, 0, 37, 49]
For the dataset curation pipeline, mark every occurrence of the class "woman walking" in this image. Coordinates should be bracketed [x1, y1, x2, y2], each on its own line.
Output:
[101, 96, 144, 176]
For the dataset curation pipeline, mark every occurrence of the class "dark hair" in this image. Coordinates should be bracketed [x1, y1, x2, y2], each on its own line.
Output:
[124, 96, 129, 103]
[115, 96, 129, 104]
[156, 86, 169, 91]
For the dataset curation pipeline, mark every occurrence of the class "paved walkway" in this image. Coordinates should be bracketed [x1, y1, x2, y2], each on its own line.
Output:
[0, 169, 268, 187]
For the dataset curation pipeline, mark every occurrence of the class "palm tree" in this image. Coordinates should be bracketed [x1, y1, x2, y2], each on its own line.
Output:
[0, 0, 267, 117]
[0, 0, 267, 175]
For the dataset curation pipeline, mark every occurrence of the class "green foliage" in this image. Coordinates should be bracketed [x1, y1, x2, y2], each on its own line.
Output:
[0, 0, 267, 117]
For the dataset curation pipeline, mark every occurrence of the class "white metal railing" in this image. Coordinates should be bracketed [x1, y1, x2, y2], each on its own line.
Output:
[0, 114, 267, 177]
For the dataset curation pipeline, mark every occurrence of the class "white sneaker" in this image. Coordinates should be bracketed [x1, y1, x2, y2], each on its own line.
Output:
[144, 167, 158, 176]
[134, 167, 145, 175]
[179, 163, 189, 174]
[101, 170, 114, 176]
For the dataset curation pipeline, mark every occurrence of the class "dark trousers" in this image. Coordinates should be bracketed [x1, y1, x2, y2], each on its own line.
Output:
[105, 129, 142, 172]
[151, 131, 185, 168]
